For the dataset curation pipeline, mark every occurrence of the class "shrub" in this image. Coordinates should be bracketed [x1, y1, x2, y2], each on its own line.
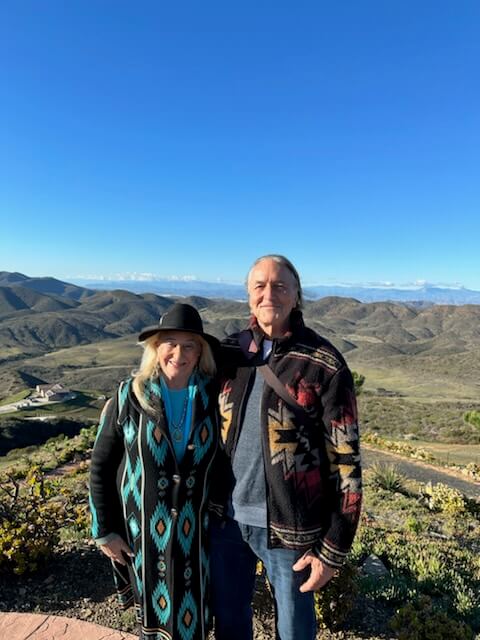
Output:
[352, 371, 365, 395]
[369, 462, 407, 494]
[0, 467, 63, 575]
[389, 596, 474, 640]
[464, 410, 480, 430]
[314, 560, 359, 629]
[420, 482, 467, 517]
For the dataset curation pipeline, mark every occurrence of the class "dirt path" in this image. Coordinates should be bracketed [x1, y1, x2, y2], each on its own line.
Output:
[362, 445, 480, 499]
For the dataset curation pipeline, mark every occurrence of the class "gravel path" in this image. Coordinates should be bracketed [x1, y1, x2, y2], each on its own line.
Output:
[362, 446, 480, 498]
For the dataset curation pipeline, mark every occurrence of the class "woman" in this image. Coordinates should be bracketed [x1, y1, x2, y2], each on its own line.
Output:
[89, 303, 220, 640]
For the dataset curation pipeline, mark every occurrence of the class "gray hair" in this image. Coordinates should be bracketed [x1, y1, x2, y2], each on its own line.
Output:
[246, 254, 303, 309]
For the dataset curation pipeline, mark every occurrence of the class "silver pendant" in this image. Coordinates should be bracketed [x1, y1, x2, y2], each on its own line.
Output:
[172, 428, 183, 443]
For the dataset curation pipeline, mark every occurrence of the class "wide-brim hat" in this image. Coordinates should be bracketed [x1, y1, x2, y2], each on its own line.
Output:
[138, 303, 220, 351]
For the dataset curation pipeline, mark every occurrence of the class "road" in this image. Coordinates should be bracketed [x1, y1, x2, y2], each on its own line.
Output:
[362, 446, 480, 499]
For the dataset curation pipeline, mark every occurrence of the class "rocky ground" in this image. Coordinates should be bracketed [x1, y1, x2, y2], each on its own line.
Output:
[0, 540, 391, 639]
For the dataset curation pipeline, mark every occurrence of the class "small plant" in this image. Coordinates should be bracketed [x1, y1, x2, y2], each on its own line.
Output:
[420, 482, 467, 517]
[352, 371, 365, 395]
[369, 462, 407, 493]
[314, 560, 358, 629]
[464, 410, 480, 430]
[389, 596, 474, 639]
[404, 515, 424, 535]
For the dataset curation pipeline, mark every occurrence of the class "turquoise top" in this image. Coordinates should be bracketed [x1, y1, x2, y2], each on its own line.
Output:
[160, 375, 197, 463]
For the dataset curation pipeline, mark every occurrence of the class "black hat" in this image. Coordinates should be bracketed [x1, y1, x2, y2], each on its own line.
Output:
[138, 303, 219, 351]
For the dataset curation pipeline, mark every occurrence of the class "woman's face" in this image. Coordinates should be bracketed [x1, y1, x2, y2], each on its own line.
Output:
[156, 331, 201, 389]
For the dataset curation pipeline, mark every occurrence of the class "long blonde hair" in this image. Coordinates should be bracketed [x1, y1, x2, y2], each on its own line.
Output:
[132, 332, 216, 414]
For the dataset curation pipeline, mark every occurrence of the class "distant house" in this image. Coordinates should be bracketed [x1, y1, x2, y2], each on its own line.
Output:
[35, 383, 74, 402]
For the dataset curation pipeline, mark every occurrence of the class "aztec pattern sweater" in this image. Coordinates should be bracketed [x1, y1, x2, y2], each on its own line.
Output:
[218, 311, 362, 569]
[89, 375, 220, 640]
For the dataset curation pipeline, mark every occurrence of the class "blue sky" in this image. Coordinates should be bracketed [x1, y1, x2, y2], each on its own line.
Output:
[1, 1, 479, 288]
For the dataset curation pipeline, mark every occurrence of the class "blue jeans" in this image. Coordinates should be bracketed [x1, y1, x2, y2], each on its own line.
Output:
[210, 518, 316, 640]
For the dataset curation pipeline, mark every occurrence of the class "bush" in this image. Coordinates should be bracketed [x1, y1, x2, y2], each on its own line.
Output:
[0, 467, 63, 575]
[420, 482, 467, 517]
[369, 462, 407, 494]
[390, 596, 474, 639]
[464, 410, 480, 430]
[314, 560, 359, 629]
[352, 371, 365, 395]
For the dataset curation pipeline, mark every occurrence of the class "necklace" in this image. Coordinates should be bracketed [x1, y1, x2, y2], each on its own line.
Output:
[170, 391, 189, 443]
[159, 376, 191, 444]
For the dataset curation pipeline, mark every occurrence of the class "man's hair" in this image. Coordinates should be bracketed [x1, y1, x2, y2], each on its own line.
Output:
[132, 332, 216, 413]
[246, 254, 304, 309]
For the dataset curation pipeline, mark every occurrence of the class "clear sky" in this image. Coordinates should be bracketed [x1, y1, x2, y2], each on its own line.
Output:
[1, 1, 479, 288]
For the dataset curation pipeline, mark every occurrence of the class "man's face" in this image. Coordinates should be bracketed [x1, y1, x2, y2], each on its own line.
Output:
[247, 258, 298, 337]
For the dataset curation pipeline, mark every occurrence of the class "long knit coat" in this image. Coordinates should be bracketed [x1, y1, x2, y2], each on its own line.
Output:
[89, 375, 220, 640]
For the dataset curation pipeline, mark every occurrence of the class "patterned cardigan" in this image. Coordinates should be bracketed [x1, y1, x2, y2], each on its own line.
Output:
[217, 311, 362, 569]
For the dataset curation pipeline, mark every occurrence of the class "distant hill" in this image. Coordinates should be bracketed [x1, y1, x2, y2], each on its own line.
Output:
[0, 272, 94, 300]
[1, 270, 480, 404]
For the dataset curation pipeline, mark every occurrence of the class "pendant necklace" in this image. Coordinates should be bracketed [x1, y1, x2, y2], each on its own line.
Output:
[170, 391, 189, 443]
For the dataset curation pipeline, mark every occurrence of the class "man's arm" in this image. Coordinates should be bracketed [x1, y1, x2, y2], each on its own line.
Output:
[319, 365, 362, 564]
[298, 365, 362, 590]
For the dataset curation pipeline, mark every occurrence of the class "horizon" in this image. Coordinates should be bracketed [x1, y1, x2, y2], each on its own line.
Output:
[2, 3, 479, 289]
[4, 268, 480, 296]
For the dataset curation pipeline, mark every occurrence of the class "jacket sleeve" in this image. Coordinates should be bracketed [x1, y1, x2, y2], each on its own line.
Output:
[314, 365, 362, 568]
[89, 392, 126, 540]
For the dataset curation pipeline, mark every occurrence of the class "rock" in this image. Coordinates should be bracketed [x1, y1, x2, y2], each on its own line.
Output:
[361, 554, 389, 578]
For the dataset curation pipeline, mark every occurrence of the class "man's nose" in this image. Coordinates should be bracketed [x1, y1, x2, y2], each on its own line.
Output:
[263, 283, 276, 297]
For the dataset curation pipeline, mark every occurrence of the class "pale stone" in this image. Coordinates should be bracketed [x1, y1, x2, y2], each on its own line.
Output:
[0, 612, 137, 640]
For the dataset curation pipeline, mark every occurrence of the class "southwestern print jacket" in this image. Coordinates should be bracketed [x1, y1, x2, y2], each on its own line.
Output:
[218, 311, 362, 569]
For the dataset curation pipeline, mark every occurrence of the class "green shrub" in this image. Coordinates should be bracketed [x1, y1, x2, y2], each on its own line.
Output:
[464, 410, 480, 430]
[420, 482, 467, 517]
[314, 560, 359, 629]
[352, 371, 365, 395]
[404, 515, 425, 535]
[389, 596, 474, 640]
[0, 467, 63, 575]
[369, 462, 407, 493]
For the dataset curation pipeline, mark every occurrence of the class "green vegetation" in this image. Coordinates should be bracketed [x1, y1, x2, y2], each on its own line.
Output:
[352, 370, 365, 395]
[0, 389, 30, 407]
[359, 395, 480, 444]
[0, 425, 97, 478]
[390, 597, 474, 640]
[464, 410, 480, 430]
[369, 462, 407, 494]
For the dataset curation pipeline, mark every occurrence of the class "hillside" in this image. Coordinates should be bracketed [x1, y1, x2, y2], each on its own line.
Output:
[1, 273, 480, 435]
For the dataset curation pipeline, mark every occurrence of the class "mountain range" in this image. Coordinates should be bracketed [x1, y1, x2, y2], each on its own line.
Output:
[69, 276, 480, 305]
[1, 270, 480, 399]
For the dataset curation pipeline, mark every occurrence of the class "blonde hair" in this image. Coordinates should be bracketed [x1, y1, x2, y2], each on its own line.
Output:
[246, 254, 303, 309]
[132, 332, 216, 414]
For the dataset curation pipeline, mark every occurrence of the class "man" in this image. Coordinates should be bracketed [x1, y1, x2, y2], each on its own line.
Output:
[210, 255, 362, 640]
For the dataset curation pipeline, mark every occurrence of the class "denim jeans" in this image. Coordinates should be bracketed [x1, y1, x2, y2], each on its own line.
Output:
[210, 518, 316, 640]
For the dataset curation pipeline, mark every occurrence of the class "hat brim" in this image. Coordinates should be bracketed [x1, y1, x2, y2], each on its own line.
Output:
[138, 326, 220, 352]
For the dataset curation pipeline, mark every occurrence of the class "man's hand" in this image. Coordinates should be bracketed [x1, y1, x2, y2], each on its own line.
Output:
[99, 536, 134, 566]
[292, 552, 337, 592]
